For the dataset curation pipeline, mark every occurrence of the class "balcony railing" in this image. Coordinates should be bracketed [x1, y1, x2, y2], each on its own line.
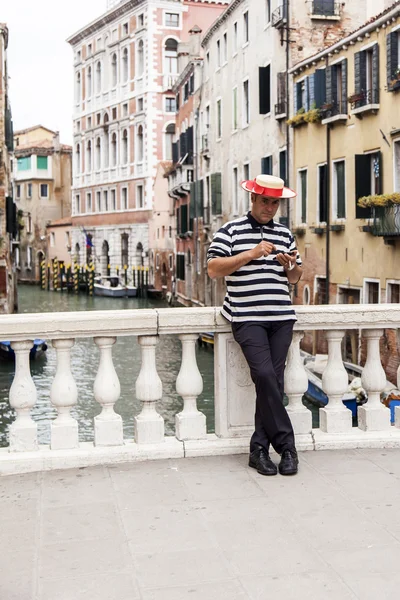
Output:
[312, 0, 340, 17]
[1, 305, 400, 474]
[201, 134, 209, 153]
[350, 88, 380, 111]
[275, 101, 287, 118]
[372, 205, 400, 237]
[271, 2, 288, 28]
[320, 99, 348, 122]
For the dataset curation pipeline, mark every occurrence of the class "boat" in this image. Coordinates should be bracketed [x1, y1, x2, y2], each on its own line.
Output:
[198, 332, 214, 349]
[0, 339, 48, 361]
[147, 287, 163, 299]
[302, 352, 398, 421]
[94, 276, 137, 298]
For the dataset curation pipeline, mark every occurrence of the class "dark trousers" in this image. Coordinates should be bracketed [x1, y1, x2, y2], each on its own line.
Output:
[232, 320, 296, 455]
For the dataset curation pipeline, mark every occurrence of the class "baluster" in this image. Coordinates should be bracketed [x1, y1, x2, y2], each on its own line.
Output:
[320, 330, 352, 433]
[358, 329, 390, 431]
[134, 335, 164, 444]
[50, 339, 79, 450]
[175, 334, 206, 440]
[9, 341, 38, 451]
[93, 337, 123, 446]
[284, 331, 312, 435]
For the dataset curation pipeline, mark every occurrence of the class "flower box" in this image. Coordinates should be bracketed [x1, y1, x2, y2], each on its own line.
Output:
[348, 92, 364, 104]
[313, 227, 326, 235]
[330, 223, 345, 232]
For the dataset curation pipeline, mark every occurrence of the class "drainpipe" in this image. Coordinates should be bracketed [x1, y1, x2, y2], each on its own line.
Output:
[325, 57, 331, 305]
[286, 0, 290, 228]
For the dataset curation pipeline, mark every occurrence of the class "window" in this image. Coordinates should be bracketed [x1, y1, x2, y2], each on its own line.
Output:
[233, 22, 238, 53]
[111, 132, 117, 166]
[86, 140, 92, 172]
[169, 254, 173, 270]
[95, 137, 101, 170]
[112, 29, 118, 42]
[122, 47, 129, 83]
[137, 125, 144, 162]
[313, 0, 336, 16]
[76, 120, 81, 132]
[40, 184, 48, 198]
[76, 72, 81, 103]
[165, 12, 179, 27]
[122, 129, 128, 164]
[353, 45, 379, 106]
[16, 184, 21, 198]
[276, 72, 287, 115]
[298, 169, 307, 223]
[206, 51, 210, 77]
[165, 38, 178, 74]
[122, 187, 128, 210]
[123, 22, 128, 36]
[138, 13, 144, 27]
[87, 192, 92, 212]
[75, 194, 80, 214]
[76, 50, 81, 63]
[26, 246, 32, 268]
[122, 103, 128, 117]
[165, 123, 175, 160]
[387, 282, 400, 303]
[232, 87, 238, 131]
[37, 155, 48, 170]
[137, 184, 144, 208]
[261, 156, 272, 175]
[243, 79, 250, 126]
[137, 40, 144, 76]
[279, 149, 287, 185]
[76, 144, 81, 174]
[243, 11, 249, 44]
[27, 183, 32, 198]
[96, 191, 101, 211]
[17, 156, 31, 171]
[27, 214, 32, 234]
[176, 254, 185, 280]
[96, 61, 102, 94]
[103, 190, 108, 212]
[112, 107, 117, 120]
[96, 113, 101, 125]
[365, 280, 380, 304]
[233, 167, 238, 214]
[333, 160, 346, 219]
[329, 60, 348, 114]
[111, 53, 118, 87]
[216, 99, 222, 139]
[165, 97, 176, 112]
[111, 189, 116, 211]
[318, 164, 328, 223]
[387, 30, 400, 86]
[169, 226, 172, 238]
[88, 116, 92, 129]
[217, 40, 221, 68]
[355, 152, 382, 218]
[137, 97, 144, 112]
[259, 65, 271, 114]
[211, 172, 222, 215]
[223, 33, 228, 64]
[50, 233, 55, 248]
[266, 0, 271, 23]
[87, 66, 92, 98]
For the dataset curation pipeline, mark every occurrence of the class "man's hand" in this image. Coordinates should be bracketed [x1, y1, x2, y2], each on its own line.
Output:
[249, 241, 276, 260]
[275, 252, 297, 270]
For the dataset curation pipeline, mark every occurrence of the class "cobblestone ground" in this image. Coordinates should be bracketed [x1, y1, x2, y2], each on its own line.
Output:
[2, 449, 400, 599]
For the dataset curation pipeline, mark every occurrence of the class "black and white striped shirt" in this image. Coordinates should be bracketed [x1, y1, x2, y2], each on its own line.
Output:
[207, 212, 302, 323]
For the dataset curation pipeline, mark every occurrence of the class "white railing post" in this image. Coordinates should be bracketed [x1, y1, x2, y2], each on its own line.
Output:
[284, 331, 312, 434]
[134, 335, 164, 444]
[320, 330, 352, 433]
[50, 339, 79, 450]
[358, 329, 391, 431]
[175, 334, 206, 440]
[93, 337, 123, 446]
[9, 341, 38, 451]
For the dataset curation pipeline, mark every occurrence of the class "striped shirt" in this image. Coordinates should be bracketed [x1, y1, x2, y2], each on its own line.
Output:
[207, 212, 302, 323]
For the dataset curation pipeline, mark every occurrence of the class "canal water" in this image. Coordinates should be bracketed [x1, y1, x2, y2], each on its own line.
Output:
[0, 285, 216, 447]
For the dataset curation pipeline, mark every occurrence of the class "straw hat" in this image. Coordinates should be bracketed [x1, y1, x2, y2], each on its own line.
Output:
[240, 174, 296, 199]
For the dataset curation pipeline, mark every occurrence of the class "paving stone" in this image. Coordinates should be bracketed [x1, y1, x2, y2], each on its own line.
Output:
[240, 571, 357, 599]
[141, 579, 249, 600]
[39, 572, 140, 600]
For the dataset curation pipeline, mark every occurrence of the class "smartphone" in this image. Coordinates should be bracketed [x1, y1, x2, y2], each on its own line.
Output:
[273, 251, 298, 259]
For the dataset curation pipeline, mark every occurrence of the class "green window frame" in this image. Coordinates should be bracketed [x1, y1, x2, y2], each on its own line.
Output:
[17, 156, 31, 171]
[37, 156, 48, 169]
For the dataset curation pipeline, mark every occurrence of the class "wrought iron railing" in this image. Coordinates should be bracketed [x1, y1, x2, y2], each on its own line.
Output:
[271, 2, 288, 28]
[275, 101, 287, 117]
[350, 88, 380, 110]
[312, 0, 340, 17]
[320, 99, 348, 118]
[372, 205, 400, 237]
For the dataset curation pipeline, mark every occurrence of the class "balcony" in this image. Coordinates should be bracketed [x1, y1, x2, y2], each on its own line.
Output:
[350, 88, 380, 117]
[321, 100, 348, 125]
[275, 101, 287, 120]
[163, 73, 179, 91]
[311, 0, 340, 19]
[372, 205, 400, 237]
[271, 2, 288, 29]
[201, 134, 209, 154]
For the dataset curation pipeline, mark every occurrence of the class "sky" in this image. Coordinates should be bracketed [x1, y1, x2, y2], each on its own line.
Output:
[1, 0, 112, 145]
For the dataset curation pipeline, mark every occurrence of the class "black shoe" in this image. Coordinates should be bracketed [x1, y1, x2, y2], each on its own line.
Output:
[279, 449, 299, 476]
[249, 445, 277, 476]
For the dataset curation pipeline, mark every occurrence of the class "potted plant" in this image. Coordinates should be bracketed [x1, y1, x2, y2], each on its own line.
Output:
[287, 107, 306, 127]
[348, 91, 364, 104]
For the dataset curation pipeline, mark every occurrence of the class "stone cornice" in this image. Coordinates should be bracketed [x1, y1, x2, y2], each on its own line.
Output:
[201, 0, 244, 47]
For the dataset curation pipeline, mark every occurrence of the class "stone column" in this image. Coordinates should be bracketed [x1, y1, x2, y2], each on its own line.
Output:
[50, 339, 79, 450]
[175, 334, 206, 440]
[9, 341, 38, 452]
[358, 329, 391, 431]
[93, 337, 123, 446]
[284, 331, 312, 434]
[134, 335, 164, 444]
[320, 330, 352, 433]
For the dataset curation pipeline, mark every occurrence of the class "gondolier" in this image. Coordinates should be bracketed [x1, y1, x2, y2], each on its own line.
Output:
[207, 174, 303, 476]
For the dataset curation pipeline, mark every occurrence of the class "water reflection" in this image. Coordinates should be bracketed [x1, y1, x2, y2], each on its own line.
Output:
[0, 286, 215, 447]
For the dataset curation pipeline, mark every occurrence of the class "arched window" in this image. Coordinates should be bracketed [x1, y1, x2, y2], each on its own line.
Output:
[86, 140, 92, 172]
[95, 137, 101, 170]
[122, 47, 129, 83]
[76, 143, 81, 174]
[121, 129, 128, 164]
[111, 132, 117, 166]
[136, 242, 144, 266]
[121, 233, 129, 268]
[165, 123, 175, 160]
[164, 38, 178, 75]
[76, 72, 81, 103]
[137, 125, 144, 162]
[103, 114, 109, 167]
[111, 53, 117, 87]
[137, 40, 144, 76]
[96, 61, 102, 94]
[86, 66, 92, 98]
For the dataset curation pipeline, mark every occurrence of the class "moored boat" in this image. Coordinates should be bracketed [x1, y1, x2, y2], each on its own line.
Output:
[0, 339, 48, 361]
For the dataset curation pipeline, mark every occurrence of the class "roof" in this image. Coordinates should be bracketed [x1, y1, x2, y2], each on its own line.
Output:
[14, 139, 72, 156]
[14, 125, 57, 136]
[202, 0, 243, 47]
[291, 0, 400, 73]
[46, 217, 72, 228]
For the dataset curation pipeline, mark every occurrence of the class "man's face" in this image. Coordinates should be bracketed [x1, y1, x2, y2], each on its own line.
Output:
[250, 193, 280, 224]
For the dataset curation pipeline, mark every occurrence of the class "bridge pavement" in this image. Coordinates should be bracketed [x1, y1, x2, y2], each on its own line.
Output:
[2, 448, 400, 599]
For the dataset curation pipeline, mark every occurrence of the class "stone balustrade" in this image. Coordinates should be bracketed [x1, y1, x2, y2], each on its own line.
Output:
[1, 304, 400, 474]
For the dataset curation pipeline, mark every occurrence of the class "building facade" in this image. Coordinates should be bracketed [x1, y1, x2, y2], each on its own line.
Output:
[13, 126, 72, 283]
[0, 24, 16, 313]
[67, 0, 228, 281]
[289, 1, 400, 379]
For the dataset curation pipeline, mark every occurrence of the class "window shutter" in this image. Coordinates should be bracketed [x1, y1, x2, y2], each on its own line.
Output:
[341, 59, 348, 112]
[354, 52, 361, 93]
[259, 66, 271, 114]
[296, 82, 302, 111]
[305, 77, 310, 111]
[326, 65, 333, 104]
[190, 182, 196, 224]
[187, 126, 193, 164]
[277, 72, 287, 104]
[181, 204, 188, 234]
[211, 172, 222, 215]
[180, 132, 187, 159]
[308, 73, 315, 108]
[372, 43, 379, 101]
[355, 154, 372, 219]
[279, 151, 287, 184]
[319, 165, 328, 223]
[172, 142, 178, 164]
[6, 196, 14, 234]
[5, 106, 13, 151]
[176, 206, 181, 234]
[376, 151, 383, 195]
[198, 180, 204, 216]
[261, 156, 272, 175]
[314, 69, 326, 108]
[387, 32, 399, 82]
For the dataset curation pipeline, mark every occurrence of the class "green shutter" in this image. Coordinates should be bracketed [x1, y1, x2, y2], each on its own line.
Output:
[17, 156, 31, 171]
[300, 171, 307, 223]
[355, 154, 372, 219]
[37, 156, 48, 169]
[336, 161, 346, 219]
[211, 172, 222, 215]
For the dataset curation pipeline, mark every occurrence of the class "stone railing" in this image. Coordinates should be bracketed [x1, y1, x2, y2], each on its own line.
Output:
[0, 305, 400, 474]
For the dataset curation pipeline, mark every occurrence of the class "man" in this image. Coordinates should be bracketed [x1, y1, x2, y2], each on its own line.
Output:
[207, 174, 303, 476]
